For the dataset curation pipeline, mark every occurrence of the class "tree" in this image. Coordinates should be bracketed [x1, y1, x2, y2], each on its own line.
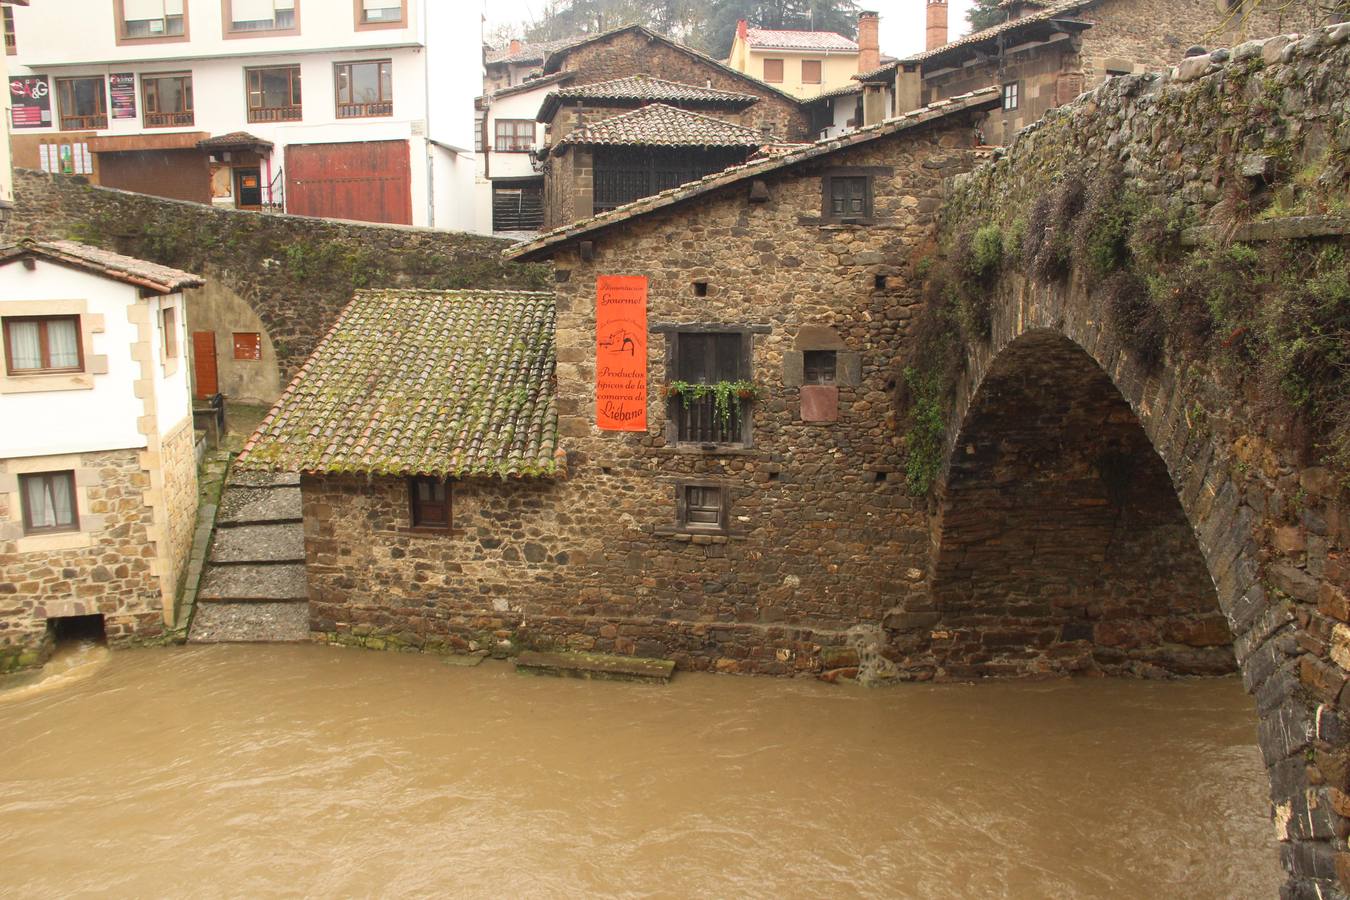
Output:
[965, 0, 1004, 32]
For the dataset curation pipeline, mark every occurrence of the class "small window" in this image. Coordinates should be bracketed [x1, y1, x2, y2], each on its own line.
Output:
[226, 0, 297, 34]
[232, 332, 261, 360]
[409, 477, 450, 529]
[117, 0, 185, 40]
[334, 59, 392, 118]
[823, 173, 871, 222]
[803, 350, 836, 385]
[161, 306, 178, 359]
[692, 281, 708, 297]
[356, 0, 404, 27]
[678, 483, 725, 532]
[142, 72, 193, 128]
[4, 7, 17, 55]
[494, 119, 534, 152]
[4, 315, 83, 374]
[1002, 81, 1019, 110]
[763, 59, 784, 83]
[19, 471, 79, 535]
[802, 59, 822, 84]
[55, 76, 107, 131]
[247, 65, 302, 123]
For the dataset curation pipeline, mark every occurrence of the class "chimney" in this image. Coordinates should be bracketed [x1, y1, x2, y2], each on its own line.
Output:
[509, 38, 522, 55]
[857, 11, 880, 73]
[926, 0, 948, 52]
[737, 19, 748, 42]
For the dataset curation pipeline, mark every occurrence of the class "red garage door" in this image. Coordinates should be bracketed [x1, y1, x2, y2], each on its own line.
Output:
[284, 140, 412, 225]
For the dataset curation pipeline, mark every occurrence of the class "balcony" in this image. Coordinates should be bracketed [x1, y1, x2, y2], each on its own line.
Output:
[336, 101, 392, 119]
[144, 110, 195, 128]
[670, 392, 749, 445]
[247, 105, 302, 124]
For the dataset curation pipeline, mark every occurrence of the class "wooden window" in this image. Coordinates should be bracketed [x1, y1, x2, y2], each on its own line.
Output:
[142, 72, 193, 127]
[334, 59, 392, 118]
[763, 58, 784, 83]
[1002, 81, 1019, 110]
[56, 76, 107, 131]
[822, 173, 871, 222]
[232, 332, 261, 360]
[225, 0, 297, 35]
[669, 330, 751, 445]
[494, 119, 534, 152]
[409, 477, 451, 530]
[246, 65, 302, 122]
[802, 59, 822, 84]
[803, 350, 836, 385]
[4, 315, 83, 374]
[161, 305, 178, 359]
[19, 471, 79, 535]
[4, 7, 16, 55]
[116, 0, 186, 42]
[355, 0, 405, 29]
[676, 483, 726, 533]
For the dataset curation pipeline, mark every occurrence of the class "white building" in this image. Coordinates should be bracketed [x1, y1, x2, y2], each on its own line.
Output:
[472, 74, 561, 236]
[5, 0, 478, 229]
[0, 240, 202, 668]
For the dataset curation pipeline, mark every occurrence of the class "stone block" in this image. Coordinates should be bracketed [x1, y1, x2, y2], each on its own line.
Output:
[837, 351, 862, 388]
[800, 385, 838, 423]
[781, 350, 804, 387]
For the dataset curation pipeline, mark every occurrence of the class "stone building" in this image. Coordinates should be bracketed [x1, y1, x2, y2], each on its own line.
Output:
[0, 240, 202, 670]
[853, 0, 1320, 144]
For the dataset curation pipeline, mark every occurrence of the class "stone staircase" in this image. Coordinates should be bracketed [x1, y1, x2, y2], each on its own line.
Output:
[188, 470, 309, 643]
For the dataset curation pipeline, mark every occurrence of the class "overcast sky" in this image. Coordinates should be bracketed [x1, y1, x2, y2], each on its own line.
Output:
[479, 1, 979, 59]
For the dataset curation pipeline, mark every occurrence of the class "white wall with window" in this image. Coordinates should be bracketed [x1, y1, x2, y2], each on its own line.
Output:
[472, 80, 552, 234]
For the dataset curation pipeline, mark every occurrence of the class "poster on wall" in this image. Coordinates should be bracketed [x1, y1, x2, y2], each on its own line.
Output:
[595, 275, 648, 432]
[110, 73, 137, 119]
[10, 76, 51, 129]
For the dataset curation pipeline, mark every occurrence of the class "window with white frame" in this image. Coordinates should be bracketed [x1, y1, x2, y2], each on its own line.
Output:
[227, 0, 297, 33]
[118, 0, 185, 39]
[1002, 81, 1019, 110]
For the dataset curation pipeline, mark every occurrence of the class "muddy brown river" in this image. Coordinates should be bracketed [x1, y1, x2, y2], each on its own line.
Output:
[0, 643, 1277, 898]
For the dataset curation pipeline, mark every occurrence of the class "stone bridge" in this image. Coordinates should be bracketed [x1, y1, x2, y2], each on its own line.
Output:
[885, 29, 1350, 898]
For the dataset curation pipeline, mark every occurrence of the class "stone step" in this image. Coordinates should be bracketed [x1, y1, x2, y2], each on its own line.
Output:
[198, 563, 308, 602]
[208, 523, 305, 564]
[188, 600, 309, 643]
[514, 650, 675, 683]
[217, 486, 302, 526]
[227, 470, 300, 488]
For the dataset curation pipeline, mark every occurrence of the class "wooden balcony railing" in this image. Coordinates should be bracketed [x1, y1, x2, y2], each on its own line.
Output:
[144, 110, 194, 128]
[247, 105, 302, 123]
[336, 101, 392, 119]
[59, 114, 107, 131]
[671, 394, 747, 445]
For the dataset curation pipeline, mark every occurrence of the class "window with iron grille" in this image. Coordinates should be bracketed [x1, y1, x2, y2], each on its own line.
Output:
[823, 174, 870, 222]
[334, 59, 392, 118]
[56, 76, 107, 131]
[494, 119, 534, 152]
[593, 147, 750, 213]
[142, 72, 193, 127]
[669, 331, 751, 445]
[409, 477, 451, 530]
[247, 65, 301, 122]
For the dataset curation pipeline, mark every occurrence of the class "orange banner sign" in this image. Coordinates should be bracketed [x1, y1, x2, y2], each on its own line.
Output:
[595, 275, 648, 432]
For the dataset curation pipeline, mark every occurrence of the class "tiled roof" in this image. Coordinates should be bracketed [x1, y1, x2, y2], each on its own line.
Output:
[488, 71, 573, 101]
[745, 27, 858, 52]
[903, 0, 1092, 64]
[555, 74, 759, 105]
[197, 131, 273, 150]
[0, 239, 204, 293]
[236, 289, 561, 479]
[507, 87, 1000, 262]
[486, 36, 584, 65]
[540, 24, 800, 102]
[554, 103, 766, 151]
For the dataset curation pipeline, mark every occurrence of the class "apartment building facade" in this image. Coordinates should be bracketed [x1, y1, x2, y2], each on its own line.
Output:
[5, 0, 477, 228]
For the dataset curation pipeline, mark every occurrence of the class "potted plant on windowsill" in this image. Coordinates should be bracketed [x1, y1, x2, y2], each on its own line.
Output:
[663, 380, 758, 429]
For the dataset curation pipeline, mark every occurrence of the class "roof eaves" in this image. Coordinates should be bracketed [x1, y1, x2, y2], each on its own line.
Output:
[901, 0, 1095, 65]
[505, 87, 1001, 262]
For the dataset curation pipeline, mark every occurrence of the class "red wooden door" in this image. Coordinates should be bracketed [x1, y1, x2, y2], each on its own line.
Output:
[192, 330, 218, 398]
[284, 140, 412, 225]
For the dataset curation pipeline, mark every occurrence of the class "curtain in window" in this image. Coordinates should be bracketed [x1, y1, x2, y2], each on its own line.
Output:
[47, 319, 79, 368]
[24, 476, 73, 529]
[49, 475, 74, 527]
[8, 320, 42, 369]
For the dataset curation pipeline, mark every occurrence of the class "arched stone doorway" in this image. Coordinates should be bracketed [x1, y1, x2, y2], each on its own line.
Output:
[926, 329, 1234, 679]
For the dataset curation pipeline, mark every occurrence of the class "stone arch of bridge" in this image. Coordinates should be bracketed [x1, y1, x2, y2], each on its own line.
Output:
[904, 277, 1331, 894]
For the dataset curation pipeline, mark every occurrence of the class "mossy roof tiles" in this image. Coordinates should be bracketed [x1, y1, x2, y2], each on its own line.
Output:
[236, 289, 561, 480]
[0, 239, 204, 293]
[555, 103, 766, 150]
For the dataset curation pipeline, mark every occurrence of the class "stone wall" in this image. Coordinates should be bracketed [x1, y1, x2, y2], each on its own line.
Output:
[5, 169, 550, 391]
[0, 448, 163, 671]
[158, 416, 199, 621]
[549, 30, 811, 142]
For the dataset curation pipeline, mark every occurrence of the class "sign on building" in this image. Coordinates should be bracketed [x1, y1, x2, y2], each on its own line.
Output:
[110, 73, 137, 119]
[595, 275, 648, 432]
[10, 76, 51, 129]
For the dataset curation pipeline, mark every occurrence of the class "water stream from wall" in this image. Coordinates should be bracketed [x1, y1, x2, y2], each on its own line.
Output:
[0, 645, 1278, 897]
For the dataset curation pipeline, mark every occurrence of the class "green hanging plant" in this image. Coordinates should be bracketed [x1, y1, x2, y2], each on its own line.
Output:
[664, 379, 757, 429]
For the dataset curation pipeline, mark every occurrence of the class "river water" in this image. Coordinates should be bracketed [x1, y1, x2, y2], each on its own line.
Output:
[0, 644, 1277, 898]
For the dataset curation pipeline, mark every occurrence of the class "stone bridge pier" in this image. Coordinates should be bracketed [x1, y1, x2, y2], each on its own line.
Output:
[886, 272, 1347, 897]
